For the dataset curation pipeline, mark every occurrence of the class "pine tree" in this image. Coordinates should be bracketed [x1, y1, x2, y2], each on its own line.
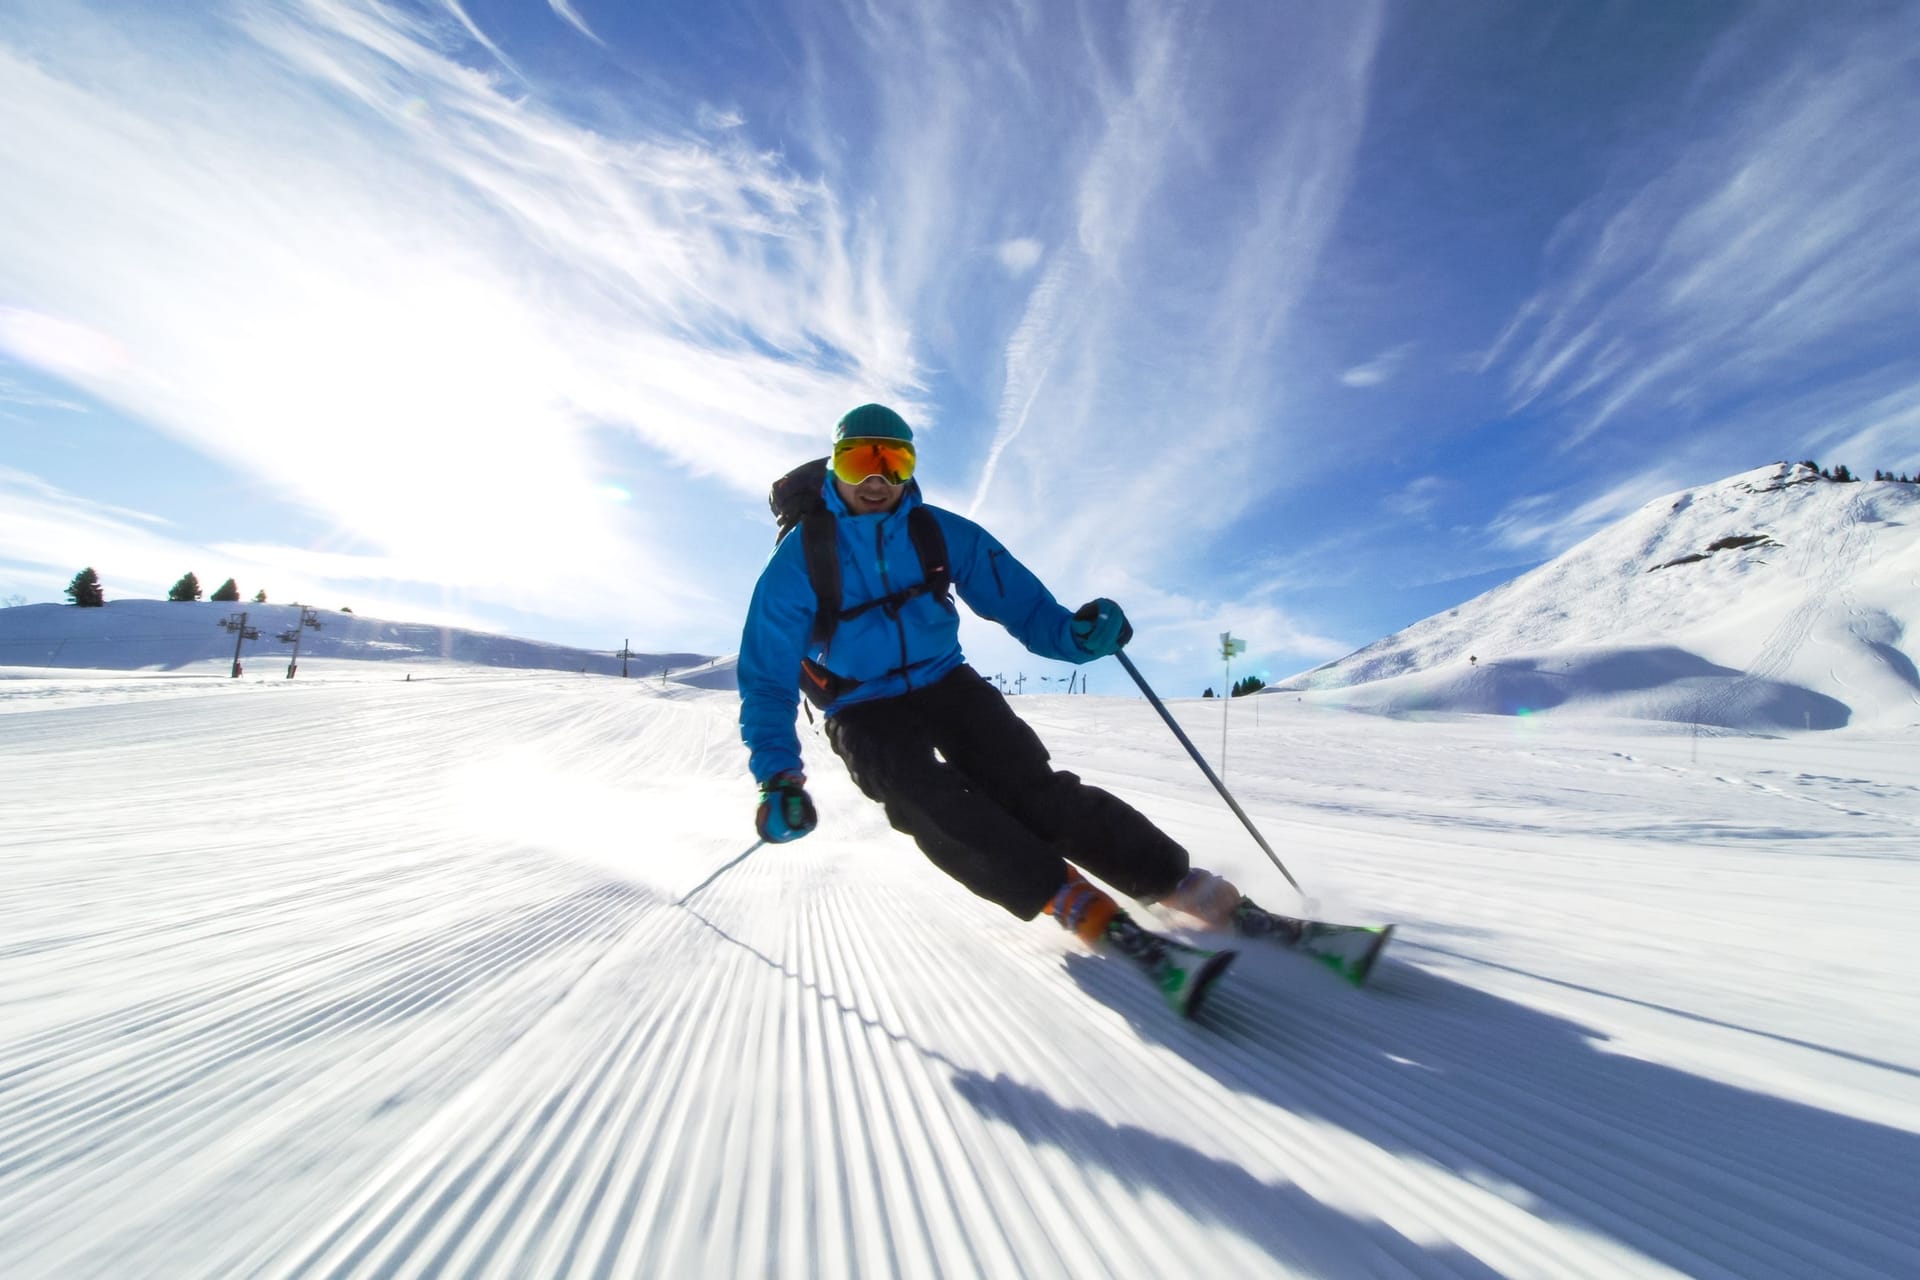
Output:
[253, 589, 268, 603]
[210, 578, 241, 602]
[168, 572, 203, 602]
[66, 567, 106, 607]
[1231, 675, 1267, 697]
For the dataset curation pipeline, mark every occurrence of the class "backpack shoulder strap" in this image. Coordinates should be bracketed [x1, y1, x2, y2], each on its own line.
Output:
[907, 505, 953, 610]
[799, 508, 841, 647]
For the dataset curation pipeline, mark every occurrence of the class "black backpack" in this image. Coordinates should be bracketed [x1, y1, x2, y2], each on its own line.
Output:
[769, 457, 954, 651]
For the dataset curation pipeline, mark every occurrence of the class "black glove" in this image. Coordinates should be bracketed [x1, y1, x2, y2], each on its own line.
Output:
[1071, 599, 1133, 656]
[755, 771, 818, 843]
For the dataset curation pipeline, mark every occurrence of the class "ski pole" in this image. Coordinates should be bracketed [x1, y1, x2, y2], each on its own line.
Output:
[676, 840, 765, 907]
[1113, 650, 1304, 895]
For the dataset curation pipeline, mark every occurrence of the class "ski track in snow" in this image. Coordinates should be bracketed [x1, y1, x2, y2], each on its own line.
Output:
[2, 671, 1917, 1278]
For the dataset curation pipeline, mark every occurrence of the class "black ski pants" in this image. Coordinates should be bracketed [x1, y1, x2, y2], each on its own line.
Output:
[825, 664, 1190, 920]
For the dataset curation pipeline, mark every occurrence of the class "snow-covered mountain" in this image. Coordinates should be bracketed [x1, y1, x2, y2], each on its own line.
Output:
[1276, 463, 1920, 731]
[0, 598, 725, 683]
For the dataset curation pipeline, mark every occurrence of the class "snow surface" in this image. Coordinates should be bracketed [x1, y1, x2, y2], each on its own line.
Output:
[1277, 466, 1920, 733]
[2, 654, 1916, 1277]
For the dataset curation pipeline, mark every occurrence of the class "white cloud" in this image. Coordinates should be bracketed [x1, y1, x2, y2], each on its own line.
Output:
[0, 0, 1397, 653]
[430, 0, 522, 77]
[963, 0, 1387, 583]
[0, 369, 89, 414]
[0, 309, 127, 383]
[546, 0, 604, 46]
[0, 1, 919, 631]
[955, 572, 1348, 699]
[1340, 343, 1412, 388]
[1383, 475, 1446, 519]
[1487, 469, 1678, 554]
[1485, 9, 1920, 447]
[995, 238, 1044, 277]
[1805, 380, 1920, 474]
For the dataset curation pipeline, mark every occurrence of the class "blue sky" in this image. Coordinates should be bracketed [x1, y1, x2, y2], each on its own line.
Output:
[3, 0, 1918, 697]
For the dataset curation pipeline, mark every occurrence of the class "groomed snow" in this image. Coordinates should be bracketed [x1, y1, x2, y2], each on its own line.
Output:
[2, 662, 1915, 1277]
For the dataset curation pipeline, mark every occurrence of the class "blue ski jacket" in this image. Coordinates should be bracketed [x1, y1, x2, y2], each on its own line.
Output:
[739, 476, 1092, 784]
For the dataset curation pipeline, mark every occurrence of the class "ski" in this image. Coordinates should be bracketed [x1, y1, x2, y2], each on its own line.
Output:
[1227, 898, 1395, 987]
[1102, 913, 1238, 1018]
[1155, 938, 1237, 1018]
[1295, 922, 1394, 987]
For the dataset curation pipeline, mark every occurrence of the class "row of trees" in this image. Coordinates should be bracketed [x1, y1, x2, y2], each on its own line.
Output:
[65, 567, 268, 608]
[1799, 460, 1919, 484]
[168, 572, 266, 604]
[1201, 676, 1268, 698]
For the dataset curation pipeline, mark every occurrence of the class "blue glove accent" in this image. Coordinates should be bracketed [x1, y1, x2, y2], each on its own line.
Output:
[1070, 599, 1133, 657]
[755, 771, 818, 843]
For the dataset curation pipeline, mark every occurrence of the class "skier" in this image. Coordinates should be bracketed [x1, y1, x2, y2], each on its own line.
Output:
[738, 404, 1303, 1015]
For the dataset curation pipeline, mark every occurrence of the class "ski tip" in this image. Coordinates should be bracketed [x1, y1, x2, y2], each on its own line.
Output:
[1349, 925, 1395, 987]
[1298, 921, 1398, 987]
[1182, 948, 1237, 1019]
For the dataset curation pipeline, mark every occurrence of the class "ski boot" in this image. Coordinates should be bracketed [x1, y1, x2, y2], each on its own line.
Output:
[1048, 869, 1235, 1018]
[1163, 870, 1391, 987]
[1238, 896, 1393, 986]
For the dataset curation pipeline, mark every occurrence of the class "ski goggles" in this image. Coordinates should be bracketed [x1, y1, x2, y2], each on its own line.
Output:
[831, 436, 916, 486]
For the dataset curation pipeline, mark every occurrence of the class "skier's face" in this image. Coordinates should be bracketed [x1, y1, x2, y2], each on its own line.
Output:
[835, 473, 905, 515]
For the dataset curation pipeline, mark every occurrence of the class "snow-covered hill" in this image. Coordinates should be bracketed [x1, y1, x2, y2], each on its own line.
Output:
[1, 665, 1915, 1277]
[1277, 464, 1920, 731]
[0, 599, 721, 682]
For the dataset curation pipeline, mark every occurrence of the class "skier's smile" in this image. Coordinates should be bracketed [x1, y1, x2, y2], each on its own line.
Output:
[840, 475, 904, 514]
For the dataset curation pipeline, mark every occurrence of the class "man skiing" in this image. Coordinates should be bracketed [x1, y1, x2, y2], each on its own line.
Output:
[738, 403, 1304, 1016]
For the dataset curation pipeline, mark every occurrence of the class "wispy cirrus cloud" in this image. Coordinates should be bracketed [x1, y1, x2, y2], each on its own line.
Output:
[544, 0, 603, 47]
[1383, 475, 1446, 520]
[0, 374, 87, 415]
[1341, 343, 1413, 389]
[1483, 7, 1920, 448]
[732, 0, 1387, 593]
[1486, 468, 1680, 555]
[959, 1, 1387, 580]
[0, 0, 916, 631]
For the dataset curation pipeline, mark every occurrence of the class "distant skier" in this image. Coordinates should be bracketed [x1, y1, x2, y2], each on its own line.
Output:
[738, 404, 1304, 1015]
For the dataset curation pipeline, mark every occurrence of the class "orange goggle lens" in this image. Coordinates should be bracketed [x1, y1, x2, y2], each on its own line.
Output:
[831, 437, 916, 486]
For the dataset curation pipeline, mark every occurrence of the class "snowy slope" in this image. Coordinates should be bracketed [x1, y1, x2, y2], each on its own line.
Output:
[2, 663, 1916, 1278]
[0, 599, 715, 680]
[1277, 465, 1920, 731]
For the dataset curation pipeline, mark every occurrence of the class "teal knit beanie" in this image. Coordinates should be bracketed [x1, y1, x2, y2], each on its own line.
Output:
[834, 403, 913, 443]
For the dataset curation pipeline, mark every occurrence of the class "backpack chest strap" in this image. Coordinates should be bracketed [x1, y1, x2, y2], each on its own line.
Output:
[804, 504, 953, 650]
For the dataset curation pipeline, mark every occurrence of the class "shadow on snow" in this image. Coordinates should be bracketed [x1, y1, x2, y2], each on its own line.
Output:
[1027, 942, 1917, 1279]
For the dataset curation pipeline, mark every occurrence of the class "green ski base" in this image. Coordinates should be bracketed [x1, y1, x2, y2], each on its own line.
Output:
[1160, 944, 1237, 1018]
[1296, 923, 1395, 987]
